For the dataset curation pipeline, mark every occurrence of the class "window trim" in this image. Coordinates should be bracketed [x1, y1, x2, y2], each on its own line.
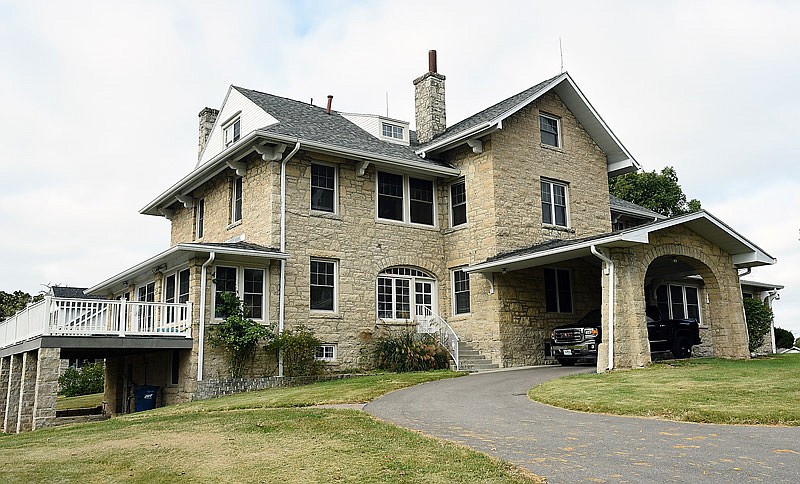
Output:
[376, 267, 437, 321]
[375, 170, 437, 228]
[310, 162, 338, 214]
[223, 117, 241, 148]
[539, 112, 561, 148]
[449, 178, 467, 228]
[195, 198, 205, 240]
[657, 283, 702, 323]
[212, 265, 267, 321]
[544, 267, 573, 314]
[310, 258, 338, 313]
[231, 176, 243, 224]
[315, 344, 337, 362]
[541, 178, 570, 228]
[381, 122, 404, 140]
[451, 268, 471, 316]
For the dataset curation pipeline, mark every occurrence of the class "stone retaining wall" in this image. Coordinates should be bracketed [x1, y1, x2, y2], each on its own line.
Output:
[192, 373, 364, 401]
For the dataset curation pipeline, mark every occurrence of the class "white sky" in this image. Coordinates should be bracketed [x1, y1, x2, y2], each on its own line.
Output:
[1, 0, 798, 336]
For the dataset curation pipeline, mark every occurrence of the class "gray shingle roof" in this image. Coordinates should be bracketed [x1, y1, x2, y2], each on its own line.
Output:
[484, 231, 615, 264]
[51, 286, 104, 299]
[234, 87, 452, 168]
[416, 74, 562, 150]
[184, 241, 282, 254]
[609, 194, 664, 219]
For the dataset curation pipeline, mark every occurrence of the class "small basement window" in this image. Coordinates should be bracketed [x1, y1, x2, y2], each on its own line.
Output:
[315, 344, 336, 361]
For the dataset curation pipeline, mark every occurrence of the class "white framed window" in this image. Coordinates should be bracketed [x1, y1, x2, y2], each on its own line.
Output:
[450, 178, 467, 227]
[136, 281, 156, 331]
[213, 266, 266, 320]
[315, 344, 337, 361]
[541, 179, 569, 227]
[195, 198, 205, 239]
[163, 268, 191, 325]
[376, 171, 435, 227]
[377, 267, 436, 321]
[544, 268, 572, 313]
[381, 122, 404, 140]
[231, 177, 243, 223]
[310, 259, 337, 312]
[452, 269, 470, 315]
[224, 118, 241, 147]
[539, 113, 561, 147]
[656, 284, 701, 321]
[311, 163, 337, 213]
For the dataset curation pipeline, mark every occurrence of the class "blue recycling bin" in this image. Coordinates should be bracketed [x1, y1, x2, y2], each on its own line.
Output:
[134, 385, 159, 412]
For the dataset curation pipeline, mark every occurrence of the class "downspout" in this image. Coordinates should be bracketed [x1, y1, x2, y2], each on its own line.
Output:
[591, 245, 615, 371]
[278, 140, 301, 377]
[197, 251, 216, 381]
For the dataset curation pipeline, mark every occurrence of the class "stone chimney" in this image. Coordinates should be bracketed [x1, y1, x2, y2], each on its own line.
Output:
[413, 50, 446, 144]
[198, 107, 219, 160]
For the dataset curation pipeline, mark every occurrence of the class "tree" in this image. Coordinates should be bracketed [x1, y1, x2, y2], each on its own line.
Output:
[743, 298, 774, 353]
[609, 166, 701, 217]
[0, 290, 44, 322]
[774, 327, 795, 349]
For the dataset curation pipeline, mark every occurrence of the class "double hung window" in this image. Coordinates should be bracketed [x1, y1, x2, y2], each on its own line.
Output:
[377, 171, 435, 226]
[310, 259, 336, 311]
[195, 198, 205, 239]
[452, 269, 471, 315]
[450, 179, 467, 227]
[311, 163, 336, 213]
[541, 180, 568, 227]
[539, 113, 560, 147]
[231, 177, 243, 223]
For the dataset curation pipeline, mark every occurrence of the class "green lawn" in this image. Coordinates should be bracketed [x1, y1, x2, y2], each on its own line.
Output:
[0, 371, 541, 483]
[56, 392, 103, 411]
[529, 355, 800, 426]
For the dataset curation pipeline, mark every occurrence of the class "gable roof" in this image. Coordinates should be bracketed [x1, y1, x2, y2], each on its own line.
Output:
[50, 286, 104, 299]
[416, 72, 640, 177]
[467, 210, 775, 274]
[609, 194, 666, 221]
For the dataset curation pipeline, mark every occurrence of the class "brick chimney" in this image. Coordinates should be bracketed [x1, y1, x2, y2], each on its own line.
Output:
[198, 107, 219, 160]
[413, 50, 446, 144]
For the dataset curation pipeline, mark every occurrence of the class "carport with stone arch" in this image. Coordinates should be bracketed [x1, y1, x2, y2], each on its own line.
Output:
[466, 211, 776, 372]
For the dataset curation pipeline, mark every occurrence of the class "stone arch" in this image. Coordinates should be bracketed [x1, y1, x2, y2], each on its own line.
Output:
[601, 226, 749, 370]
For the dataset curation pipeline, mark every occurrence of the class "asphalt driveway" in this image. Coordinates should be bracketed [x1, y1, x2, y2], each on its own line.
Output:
[364, 366, 799, 483]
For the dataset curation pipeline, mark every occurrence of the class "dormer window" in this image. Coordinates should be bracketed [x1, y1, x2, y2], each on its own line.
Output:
[382, 123, 404, 140]
[224, 118, 241, 147]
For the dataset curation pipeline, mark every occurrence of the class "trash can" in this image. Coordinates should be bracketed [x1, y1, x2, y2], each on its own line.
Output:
[134, 385, 159, 412]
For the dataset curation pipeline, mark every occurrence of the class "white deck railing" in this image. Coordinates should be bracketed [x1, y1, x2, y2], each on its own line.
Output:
[416, 306, 460, 371]
[0, 296, 192, 349]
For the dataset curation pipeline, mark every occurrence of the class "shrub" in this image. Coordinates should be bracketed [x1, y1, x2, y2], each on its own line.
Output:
[209, 292, 275, 378]
[58, 361, 104, 397]
[744, 298, 774, 353]
[774, 327, 795, 349]
[267, 325, 324, 377]
[372, 332, 450, 372]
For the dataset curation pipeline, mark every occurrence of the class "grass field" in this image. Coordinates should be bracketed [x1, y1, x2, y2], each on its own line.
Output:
[56, 392, 103, 410]
[1, 371, 541, 483]
[529, 355, 800, 426]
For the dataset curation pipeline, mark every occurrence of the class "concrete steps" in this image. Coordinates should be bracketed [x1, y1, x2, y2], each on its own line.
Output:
[457, 341, 499, 372]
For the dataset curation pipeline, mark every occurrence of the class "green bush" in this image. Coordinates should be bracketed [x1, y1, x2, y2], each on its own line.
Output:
[209, 292, 275, 378]
[58, 362, 104, 397]
[744, 298, 774, 352]
[774, 327, 795, 349]
[267, 325, 324, 377]
[373, 332, 450, 372]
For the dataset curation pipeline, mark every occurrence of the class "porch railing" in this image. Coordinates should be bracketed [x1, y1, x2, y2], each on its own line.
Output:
[415, 306, 460, 371]
[0, 296, 192, 349]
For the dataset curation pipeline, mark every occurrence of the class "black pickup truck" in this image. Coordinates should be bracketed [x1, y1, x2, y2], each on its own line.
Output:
[550, 307, 701, 365]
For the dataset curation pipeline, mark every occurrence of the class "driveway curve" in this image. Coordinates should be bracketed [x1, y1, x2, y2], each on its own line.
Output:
[365, 366, 799, 483]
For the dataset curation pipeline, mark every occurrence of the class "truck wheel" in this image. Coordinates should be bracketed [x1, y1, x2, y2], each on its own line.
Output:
[672, 334, 692, 359]
[557, 358, 576, 366]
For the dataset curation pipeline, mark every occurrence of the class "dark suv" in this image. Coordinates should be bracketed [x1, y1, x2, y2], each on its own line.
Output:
[550, 307, 701, 365]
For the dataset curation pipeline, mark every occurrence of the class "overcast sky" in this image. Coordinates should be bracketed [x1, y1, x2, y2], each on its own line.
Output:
[1, 0, 798, 336]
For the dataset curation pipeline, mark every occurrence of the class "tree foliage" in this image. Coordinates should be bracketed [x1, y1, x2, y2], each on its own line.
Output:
[209, 292, 275, 379]
[266, 325, 324, 377]
[58, 362, 105, 397]
[0, 290, 44, 321]
[743, 298, 774, 353]
[609, 166, 701, 217]
[774, 327, 795, 349]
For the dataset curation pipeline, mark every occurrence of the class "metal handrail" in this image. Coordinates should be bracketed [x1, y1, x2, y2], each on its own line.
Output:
[0, 296, 192, 349]
[415, 306, 460, 371]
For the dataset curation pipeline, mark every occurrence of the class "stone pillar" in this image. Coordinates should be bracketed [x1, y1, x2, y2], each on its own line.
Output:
[104, 357, 122, 416]
[3, 354, 22, 433]
[32, 347, 60, 430]
[413, 50, 446, 144]
[0, 356, 9, 430]
[16, 350, 38, 432]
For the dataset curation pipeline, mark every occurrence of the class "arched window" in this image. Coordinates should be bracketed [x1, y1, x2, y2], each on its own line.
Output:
[377, 267, 436, 321]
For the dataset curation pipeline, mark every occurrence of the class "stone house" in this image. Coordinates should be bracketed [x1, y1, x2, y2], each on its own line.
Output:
[0, 51, 779, 425]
